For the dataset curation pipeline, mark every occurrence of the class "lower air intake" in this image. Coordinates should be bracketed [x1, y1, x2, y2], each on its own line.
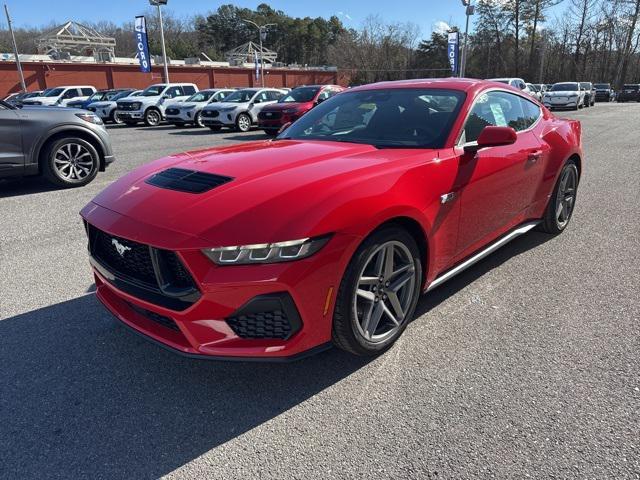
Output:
[226, 293, 302, 340]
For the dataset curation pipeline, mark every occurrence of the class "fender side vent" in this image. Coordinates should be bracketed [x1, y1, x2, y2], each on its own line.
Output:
[146, 168, 233, 194]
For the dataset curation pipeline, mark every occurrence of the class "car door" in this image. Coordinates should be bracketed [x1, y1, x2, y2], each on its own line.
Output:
[455, 90, 545, 257]
[248, 91, 272, 121]
[0, 104, 24, 172]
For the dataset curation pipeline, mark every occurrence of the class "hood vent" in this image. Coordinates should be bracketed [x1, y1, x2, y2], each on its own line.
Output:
[145, 168, 233, 194]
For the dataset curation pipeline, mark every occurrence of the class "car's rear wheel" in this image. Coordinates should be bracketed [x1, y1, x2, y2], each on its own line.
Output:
[42, 137, 100, 188]
[538, 159, 579, 234]
[144, 108, 162, 127]
[236, 113, 252, 132]
[332, 227, 422, 356]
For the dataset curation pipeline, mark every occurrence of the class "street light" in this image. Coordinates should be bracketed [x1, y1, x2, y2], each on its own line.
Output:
[149, 0, 169, 83]
[242, 19, 276, 87]
[460, 0, 475, 78]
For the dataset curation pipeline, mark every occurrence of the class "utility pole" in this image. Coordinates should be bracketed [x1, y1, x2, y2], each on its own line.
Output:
[4, 3, 26, 92]
[460, 0, 475, 78]
[149, 0, 169, 83]
[243, 19, 276, 87]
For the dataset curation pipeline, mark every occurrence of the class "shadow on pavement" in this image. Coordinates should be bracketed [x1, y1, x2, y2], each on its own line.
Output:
[0, 177, 61, 199]
[0, 294, 371, 479]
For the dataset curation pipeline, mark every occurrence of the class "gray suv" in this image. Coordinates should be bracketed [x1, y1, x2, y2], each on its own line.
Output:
[0, 100, 115, 187]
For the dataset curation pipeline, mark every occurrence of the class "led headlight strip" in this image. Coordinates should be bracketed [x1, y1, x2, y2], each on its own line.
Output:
[202, 236, 331, 265]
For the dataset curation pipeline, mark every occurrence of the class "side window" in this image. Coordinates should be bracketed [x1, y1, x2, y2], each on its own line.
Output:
[519, 97, 541, 130]
[81, 88, 94, 96]
[217, 91, 227, 100]
[258, 91, 270, 102]
[463, 91, 534, 143]
[317, 90, 331, 101]
[165, 87, 182, 98]
[182, 85, 196, 95]
[266, 91, 279, 101]
[63, 89, 79, 99]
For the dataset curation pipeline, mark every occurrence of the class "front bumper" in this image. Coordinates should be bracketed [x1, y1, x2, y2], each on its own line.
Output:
[81, 202, 358, 360]
[544, 97, 579, 108]
[116, 110, 145, 120]
[166, 109, 197, 123]
[89, 106, 115, 119]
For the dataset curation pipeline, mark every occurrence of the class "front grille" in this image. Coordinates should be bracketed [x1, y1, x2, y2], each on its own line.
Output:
[227, 310, 292, 339]
[202, 110, 219, 118]
[165, 108, 180, 115]
[93, 228, 157, 285]
[128, 302, 180, 331]
[117, 102, 138, 111]
[146, 168, 233, 194]
[87, 224, 200, 310]
[225, 293, 302, 340]
[259, 111, 282, 120]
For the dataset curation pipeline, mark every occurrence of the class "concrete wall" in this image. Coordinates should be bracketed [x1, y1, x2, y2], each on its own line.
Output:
[0, 62, 342, 97]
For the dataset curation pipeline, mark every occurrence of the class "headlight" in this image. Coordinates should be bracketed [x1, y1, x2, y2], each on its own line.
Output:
[202, 236, 331, 265]
[75, 113, 104, 125]
[132, 102, 142, 109]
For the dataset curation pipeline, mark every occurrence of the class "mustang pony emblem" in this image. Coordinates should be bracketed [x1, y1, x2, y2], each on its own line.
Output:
[111, 238, 132, 257]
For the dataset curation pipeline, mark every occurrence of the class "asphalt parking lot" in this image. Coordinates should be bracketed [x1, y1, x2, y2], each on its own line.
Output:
[1, 103, 639, 479]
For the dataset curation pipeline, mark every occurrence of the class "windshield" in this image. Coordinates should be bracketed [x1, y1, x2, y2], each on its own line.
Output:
[594, 84, 610, 89]
[580, 83, 592, 89]
[279, 87, 320, 103]
[140, 85, 166, 97]
[279, 88, 465, 149]
[87, 92, 106, 102]
[43, 88, 64, 97]
[223, 90, 258, 103]
[111, 91, 133, 101]
[623, 84, 640, 90]
[186, 91, 215, 102]
[527, 84, 539, 92]
[551, 83, 579, 91]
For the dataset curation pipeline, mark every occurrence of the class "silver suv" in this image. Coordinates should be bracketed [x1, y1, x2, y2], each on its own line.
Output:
[200, 88, 286, 132]
[115, 83, 198, 126]
[0, 100, 114, 187]
[165, 89, 236, 128]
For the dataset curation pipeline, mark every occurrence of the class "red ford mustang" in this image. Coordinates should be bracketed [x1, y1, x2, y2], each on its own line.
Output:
[81, 79, 582, 360]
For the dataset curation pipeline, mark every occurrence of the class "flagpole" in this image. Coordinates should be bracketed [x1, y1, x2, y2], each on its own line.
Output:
[4, 3, 26, 92]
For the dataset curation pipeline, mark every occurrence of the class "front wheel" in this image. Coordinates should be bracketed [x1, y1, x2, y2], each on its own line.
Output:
[236, 113, 252, 132]
[111, 111, 124, 124]
[538, 159, 579, 234]
[332, 227, 422, 356]
[42, 137, 100, 188]
[194, 112, 205, 128]
[144, 108, 162, 127]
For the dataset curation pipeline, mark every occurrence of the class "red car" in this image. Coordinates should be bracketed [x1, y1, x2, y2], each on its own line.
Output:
[81, 79, 582, 360]
[258, 84, 345, 135]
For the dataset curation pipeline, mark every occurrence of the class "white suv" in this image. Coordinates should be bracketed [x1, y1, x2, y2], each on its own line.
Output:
[115, 83, 198, 126]
[21, 86, 96, 107]
[200, 88, 286, 132]
[487, 78, 532, 95]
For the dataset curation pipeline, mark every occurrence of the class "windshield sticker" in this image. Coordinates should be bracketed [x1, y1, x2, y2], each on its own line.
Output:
[490, 103, 507, 126]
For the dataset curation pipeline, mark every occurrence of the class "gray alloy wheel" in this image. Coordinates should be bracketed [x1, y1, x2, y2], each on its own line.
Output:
[112, 111, 124, 124]
[236, 113, 252, 132]
[42, 138, 99, 187]
[195, 112, 205, 128]
[144, 108, 162, 127]
[353, 241, 418, 343]
[554, 164, 578, 229]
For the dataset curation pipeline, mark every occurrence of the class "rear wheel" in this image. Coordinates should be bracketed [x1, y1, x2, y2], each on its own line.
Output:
[195, 112, 205, 128]
[332, 227, 422, 356]
[42, 137, 100, 188]
[144, 108, 162, 127]
[538, 159, 579, 234]
[236, 113, 252, 132]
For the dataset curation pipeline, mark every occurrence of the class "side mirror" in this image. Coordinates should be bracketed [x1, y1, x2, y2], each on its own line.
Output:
[464, 126, 517, 153]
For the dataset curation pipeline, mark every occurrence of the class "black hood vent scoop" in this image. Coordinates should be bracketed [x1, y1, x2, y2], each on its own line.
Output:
[146, 168, 233, 194]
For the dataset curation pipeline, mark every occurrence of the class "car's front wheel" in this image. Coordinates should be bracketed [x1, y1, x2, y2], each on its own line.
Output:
[42, 137, 100, 188]
[195, 112, 205, 128]
[236, 113, 252, 132]
[538, 159, 579, 234]
[144, 108, 162, 127]
[332, 227, 422, 356]
[111, 111, 124, 124]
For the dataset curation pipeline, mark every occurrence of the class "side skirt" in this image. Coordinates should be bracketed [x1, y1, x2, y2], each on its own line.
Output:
[426, 221, 540, 292]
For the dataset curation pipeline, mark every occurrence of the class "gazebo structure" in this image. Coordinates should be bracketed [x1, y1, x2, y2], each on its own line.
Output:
[226, 41, 277, 65]
[36, 21, 116, 61]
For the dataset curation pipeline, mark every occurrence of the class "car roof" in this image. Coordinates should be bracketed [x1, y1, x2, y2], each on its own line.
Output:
[348, 78, 505, 95]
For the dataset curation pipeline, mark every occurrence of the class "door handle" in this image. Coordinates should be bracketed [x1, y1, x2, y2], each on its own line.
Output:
[527, 150, 543, 163]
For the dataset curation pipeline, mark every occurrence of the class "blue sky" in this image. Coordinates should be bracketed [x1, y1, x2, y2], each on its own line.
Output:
[3, 0, 471, 38]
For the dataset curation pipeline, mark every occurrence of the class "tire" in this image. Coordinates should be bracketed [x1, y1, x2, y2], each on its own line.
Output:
[144, 108, 162, 127]
[208, 126, 222, 131]
[111, 111, 124, 124]
[236, 113, 252, 132]
[194, 112, 205, 128]
[332, 227, 423, 356]
[42, 137, 100, 188]
[538, 159, 579, 234]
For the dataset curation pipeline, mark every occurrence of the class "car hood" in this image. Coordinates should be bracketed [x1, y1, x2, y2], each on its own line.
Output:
[19, 105, 74, 113]
[88, 140, 427, 246]
[262, 102, 312, 112]
[546, 91, 580, 96]
[205, 101, 247, 110]
[89, 101, 116, 108]
[23, 97, 58, 105]
[170, 102, 200, 109]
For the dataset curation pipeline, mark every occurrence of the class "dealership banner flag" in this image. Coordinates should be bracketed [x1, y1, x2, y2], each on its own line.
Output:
[134, 16, 151, 73]
[447, 32, 459, 76]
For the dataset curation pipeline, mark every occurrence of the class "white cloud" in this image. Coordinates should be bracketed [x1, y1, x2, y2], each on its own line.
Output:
[433, 21, 451, 35]
[337, 11, 353, 21]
